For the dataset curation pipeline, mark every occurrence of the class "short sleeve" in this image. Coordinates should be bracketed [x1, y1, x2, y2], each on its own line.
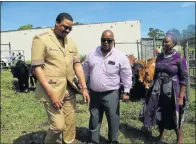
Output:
[178, 55, 188, 86]
[72, 41, 81, 63]
[31, 36, 46, 66]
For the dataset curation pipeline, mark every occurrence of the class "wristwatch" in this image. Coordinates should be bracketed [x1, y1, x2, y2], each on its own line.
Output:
[123, 92, 130, 96]
[81, 87, 88, 89]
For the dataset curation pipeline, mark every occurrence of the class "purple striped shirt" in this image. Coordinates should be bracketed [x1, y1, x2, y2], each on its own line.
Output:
[83, 46, 132, 92]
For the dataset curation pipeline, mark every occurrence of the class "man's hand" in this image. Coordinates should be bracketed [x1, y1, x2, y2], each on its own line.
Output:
[121, 94, 129, 102]
[82, 89, 90, 104]
[34, 66, 64, 109]
[74, 62, 90, 104]
[50, 94, 64, 109]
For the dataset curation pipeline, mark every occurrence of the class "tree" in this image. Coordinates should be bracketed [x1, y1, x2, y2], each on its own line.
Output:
[18, 24, 33, 30]
[187, 24, 195, 38]
[148, 28, 165, 39]
[80, 54, 87, 63]
[35, 27, 42, 29]
[182, 29, 188, 39]
[167, 28, 181, 41]
[182, 24, 195, 39]
[73, 22, 83, 26]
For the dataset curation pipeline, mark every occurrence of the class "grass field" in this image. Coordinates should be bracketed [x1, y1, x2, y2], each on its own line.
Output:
[1, 70, 195, 144]
[189, 68, 196, 76]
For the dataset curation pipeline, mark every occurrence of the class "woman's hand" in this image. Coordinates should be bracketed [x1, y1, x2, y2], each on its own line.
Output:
[178, 97, 184, 105]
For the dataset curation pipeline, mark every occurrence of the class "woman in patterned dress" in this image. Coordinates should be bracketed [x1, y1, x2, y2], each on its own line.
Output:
[143, 32, 188, 143]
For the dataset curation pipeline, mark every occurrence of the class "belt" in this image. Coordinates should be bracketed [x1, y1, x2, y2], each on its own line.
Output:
[90, 89, 117, 94]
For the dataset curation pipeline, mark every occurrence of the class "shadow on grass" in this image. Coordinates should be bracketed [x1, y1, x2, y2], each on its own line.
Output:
[12, 80, 19, 92]
[13, 127, 108, 144]
[76, 127, 108, 143]
[13, 130, 46, 144]
[119, 123, 167, 144]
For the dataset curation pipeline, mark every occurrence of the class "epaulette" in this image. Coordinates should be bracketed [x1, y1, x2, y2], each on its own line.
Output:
[38, 32, 49, 36]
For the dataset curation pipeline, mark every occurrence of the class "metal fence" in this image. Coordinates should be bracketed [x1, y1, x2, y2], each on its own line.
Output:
[140, 38, 155, 59]
[115, 38, 163, 60]
[1, 42, 11, 55]
[1, 50, 25, 69]
[181, 37, 196, 102]
[114, 41, 141, 59]
[182, 37, 196, 81]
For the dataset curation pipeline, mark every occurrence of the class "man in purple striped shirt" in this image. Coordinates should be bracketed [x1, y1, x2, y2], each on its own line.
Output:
[83, 30, 132, 144]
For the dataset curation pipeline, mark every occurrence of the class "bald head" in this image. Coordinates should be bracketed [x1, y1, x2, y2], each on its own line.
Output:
[101, 30, 114, 38]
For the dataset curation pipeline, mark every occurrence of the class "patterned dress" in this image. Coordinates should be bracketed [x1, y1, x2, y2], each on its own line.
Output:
[143, 48, 188, 130]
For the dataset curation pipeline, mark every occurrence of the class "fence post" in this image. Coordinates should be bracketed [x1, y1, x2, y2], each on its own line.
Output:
[153, 38, 156, 58]
[9, 42, 11, 55]
[140, 39, 143, 60]
[184, 40, 190, 102]
[145, 44, 147, 60]
[137, 40, 140, 60]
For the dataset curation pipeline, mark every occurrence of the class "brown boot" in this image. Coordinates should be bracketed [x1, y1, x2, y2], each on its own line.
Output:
[175, 128, 184, 144]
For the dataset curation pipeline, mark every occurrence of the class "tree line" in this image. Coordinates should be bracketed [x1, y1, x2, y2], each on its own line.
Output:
[18, 23, 195, 40]
[148, 24, 195, 41]
[17, 22, 84, 30]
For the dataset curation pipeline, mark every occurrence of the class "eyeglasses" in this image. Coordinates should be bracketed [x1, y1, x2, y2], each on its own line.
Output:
[64, 26, 72, 31]
[101, 38, 113, 43]
[60, 25, 72, 31]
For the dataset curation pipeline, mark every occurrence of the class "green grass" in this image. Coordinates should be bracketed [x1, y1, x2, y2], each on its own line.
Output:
[189, 68, 196, 76]
[1, 70, 195, 144]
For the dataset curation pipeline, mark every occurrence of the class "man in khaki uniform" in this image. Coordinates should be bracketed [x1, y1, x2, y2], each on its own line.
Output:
[31, 12, 90, 144]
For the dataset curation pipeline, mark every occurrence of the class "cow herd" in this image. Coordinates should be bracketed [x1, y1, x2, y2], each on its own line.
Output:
[10, 56, 156, 101]
[127, 55, 156, 100]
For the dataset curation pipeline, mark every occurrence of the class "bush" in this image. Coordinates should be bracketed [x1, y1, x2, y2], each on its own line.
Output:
[80, 54, 87, 63]
[26, 60, 31, 64]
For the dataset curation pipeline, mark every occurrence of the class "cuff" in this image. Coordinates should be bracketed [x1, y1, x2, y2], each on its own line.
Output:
[124, 87, 130, 93]
[73, 58, 81, 63]
[179, 81, 187, 86]
[31, 59, 45, 66]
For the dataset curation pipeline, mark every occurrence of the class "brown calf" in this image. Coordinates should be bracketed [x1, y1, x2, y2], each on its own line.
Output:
[136, 60, 146, 83]
[143, 58, 156, 89]
[127, 55, 137, 66]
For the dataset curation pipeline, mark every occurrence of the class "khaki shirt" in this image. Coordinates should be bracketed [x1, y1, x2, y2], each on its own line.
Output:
[31, 29, 81, 102]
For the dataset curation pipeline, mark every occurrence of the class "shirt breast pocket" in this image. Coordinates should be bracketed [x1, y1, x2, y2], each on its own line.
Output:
[69, 50, 77, 55]
[47, 47, 62, 59]
[105, 64, 119, 74]
[68, 46, 77, 55]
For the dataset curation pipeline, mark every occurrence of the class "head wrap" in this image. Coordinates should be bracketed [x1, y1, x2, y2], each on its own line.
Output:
[165, 32, 178, 46]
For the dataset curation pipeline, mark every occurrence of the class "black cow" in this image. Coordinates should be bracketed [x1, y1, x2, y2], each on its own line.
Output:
[11, 60, 29, 92]
[27, 64, 37, 88]
[118, 62, 147, 101]
[129, 62, 147, 101]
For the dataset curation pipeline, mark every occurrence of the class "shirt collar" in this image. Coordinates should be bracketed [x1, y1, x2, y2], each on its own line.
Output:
[49, 28, 67, 44]
[96, 46, 115, 57]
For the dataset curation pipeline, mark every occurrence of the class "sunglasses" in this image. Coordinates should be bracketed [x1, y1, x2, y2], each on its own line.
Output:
[101, 38, 113, 43]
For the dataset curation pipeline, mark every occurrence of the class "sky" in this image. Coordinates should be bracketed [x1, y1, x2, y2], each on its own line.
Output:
[1, 1, 195, 37]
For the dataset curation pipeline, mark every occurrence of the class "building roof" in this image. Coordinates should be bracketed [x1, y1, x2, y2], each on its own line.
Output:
[1, 20, 141, 33]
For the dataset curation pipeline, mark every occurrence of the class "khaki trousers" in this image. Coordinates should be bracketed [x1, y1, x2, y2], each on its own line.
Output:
[43, 96, 76, 144]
